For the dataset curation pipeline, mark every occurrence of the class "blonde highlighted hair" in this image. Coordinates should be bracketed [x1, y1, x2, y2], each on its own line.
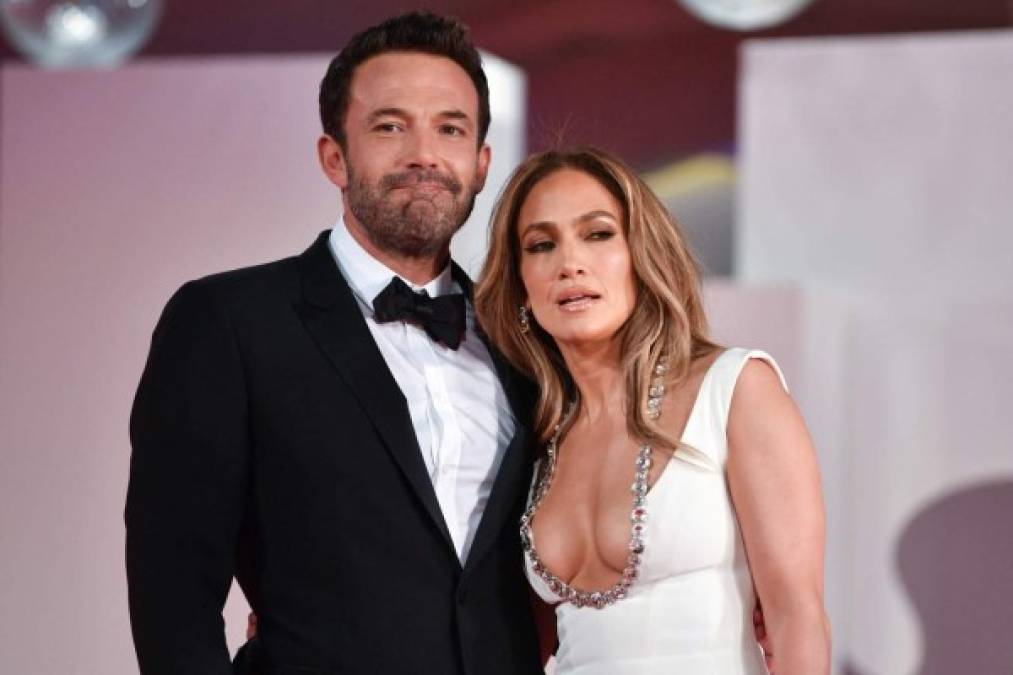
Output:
[474, 146, 719, 450]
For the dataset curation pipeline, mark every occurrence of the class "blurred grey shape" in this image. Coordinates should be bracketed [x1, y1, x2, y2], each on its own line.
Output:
[0, 0, 164, 68]
[677, 0, 817, 31]
[645, 153, 735, 278]
[897, 480, 1013, 675]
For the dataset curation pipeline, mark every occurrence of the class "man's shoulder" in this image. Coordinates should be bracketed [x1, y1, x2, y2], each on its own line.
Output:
[183, 231, 332, 304]
[192, 253, 300, 296]
[164, 250, 306, 323]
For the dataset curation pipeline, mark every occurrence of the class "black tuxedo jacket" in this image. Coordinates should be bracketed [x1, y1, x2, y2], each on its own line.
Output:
[126, 231, 543, 675]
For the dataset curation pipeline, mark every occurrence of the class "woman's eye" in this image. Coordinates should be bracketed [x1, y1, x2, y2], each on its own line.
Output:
[523, 240, 554, 253]
[587, 229, 616, 241]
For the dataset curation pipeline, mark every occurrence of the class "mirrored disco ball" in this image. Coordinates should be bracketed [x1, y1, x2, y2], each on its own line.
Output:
[677, 0, 817, 31]
[0, 0, 164, 68]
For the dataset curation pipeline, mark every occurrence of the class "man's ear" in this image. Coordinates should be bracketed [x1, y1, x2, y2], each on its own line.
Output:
[318, 134, 348, 189]
[474, 143, 492, 193]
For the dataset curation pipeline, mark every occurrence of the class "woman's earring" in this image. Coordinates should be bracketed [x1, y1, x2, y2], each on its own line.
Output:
[519, 306, 531, 334]
[647, 355, 669, 420]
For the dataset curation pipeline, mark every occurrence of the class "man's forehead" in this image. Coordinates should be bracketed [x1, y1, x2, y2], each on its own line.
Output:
[348, 52, 479, 114]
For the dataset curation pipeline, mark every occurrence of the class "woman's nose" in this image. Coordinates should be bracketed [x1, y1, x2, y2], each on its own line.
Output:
[556, 243, 587, 279]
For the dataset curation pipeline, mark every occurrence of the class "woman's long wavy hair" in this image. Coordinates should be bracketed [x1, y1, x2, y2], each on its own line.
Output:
[474, 146, 719, 450]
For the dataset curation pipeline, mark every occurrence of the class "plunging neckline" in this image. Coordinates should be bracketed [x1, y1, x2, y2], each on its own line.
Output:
[525, 349, 728, 596]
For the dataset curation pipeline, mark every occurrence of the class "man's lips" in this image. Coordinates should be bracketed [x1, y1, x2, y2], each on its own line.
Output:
[383, 170, 461, 195]
[394, 180, 448, 191]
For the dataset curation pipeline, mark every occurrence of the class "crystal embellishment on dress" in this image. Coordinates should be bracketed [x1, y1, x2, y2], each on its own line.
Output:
[520, 356, 669, 610]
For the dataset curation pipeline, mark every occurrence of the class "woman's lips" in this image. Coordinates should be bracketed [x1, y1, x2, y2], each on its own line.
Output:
[557, 294, 600, 312]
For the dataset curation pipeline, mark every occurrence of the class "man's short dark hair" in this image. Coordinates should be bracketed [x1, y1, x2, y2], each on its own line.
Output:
[319, 12, 491, 149]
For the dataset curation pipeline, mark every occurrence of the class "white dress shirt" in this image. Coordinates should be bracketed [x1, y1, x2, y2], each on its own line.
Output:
[328, 217, 516, 561]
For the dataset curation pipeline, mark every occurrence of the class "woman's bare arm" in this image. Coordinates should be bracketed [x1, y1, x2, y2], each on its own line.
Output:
[727, 360, 830, 674]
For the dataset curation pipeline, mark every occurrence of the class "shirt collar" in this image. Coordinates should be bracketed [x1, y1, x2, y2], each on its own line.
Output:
[328, 213, 457, 313]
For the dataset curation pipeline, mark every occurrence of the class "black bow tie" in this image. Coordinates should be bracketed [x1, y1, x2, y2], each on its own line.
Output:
[372, 276, 467, 350]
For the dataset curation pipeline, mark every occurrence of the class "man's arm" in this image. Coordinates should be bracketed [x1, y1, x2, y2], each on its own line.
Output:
[125, 280, 250, 674]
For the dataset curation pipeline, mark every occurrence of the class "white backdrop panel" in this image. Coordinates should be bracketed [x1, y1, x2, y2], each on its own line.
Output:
[739, 30, 1013, 675]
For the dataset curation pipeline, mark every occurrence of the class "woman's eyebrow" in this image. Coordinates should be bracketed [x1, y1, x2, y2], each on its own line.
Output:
[577, 210, 618, 223]
[519, 221, 555, 237]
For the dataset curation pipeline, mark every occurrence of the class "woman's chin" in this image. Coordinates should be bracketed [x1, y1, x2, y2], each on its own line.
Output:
[546, 324, 622, 351]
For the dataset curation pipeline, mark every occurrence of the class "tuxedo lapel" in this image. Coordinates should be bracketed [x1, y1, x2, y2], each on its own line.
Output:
[453, 263, 538, 572]
[294, 231, 457, 557]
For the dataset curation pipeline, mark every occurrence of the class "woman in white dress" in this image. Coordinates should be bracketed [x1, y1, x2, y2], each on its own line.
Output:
[474, 147, 830, 674]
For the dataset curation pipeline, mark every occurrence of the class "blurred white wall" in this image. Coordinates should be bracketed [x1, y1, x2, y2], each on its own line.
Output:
[0, 52, 524, 674]
[739, 30, 1013, 675]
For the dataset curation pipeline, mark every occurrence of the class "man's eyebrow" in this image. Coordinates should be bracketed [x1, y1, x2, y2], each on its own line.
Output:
[365, 108, 475, 128]
[437, 110, 474, 126]
[366, 107, 409, 123]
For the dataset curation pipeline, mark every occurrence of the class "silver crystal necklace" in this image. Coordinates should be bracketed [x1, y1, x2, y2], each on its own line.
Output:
[520, 358, 669, 609]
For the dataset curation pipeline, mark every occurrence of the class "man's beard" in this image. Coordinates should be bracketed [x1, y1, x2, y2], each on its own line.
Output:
[346, 166, 479, 259]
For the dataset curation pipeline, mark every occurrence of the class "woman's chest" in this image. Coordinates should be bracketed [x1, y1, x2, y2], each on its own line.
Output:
[531, 454, 740, 585]
[530, 439, 666, 582]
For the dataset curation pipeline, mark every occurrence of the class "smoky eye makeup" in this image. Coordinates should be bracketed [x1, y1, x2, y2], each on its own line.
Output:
[582, 221, 618, 241]
[522, 238, 554, 254]
[519, 221, 556, 252]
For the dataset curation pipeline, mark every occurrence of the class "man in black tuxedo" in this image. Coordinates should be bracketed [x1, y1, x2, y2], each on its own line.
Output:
[125, 12, 544, 675]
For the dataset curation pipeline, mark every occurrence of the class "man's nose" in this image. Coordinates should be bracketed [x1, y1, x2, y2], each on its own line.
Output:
[404, 129, 439, 169]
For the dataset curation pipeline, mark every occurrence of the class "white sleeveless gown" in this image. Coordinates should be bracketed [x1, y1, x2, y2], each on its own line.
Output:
[524, 348, 785, 674]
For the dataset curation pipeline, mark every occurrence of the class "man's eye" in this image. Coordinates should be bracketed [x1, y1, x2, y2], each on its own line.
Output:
[375, 123, 402, 133]
[441, 125, 465, 136]
[523, 240, 554, 253]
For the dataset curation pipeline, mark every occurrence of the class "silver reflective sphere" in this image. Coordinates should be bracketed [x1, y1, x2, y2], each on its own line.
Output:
[677, 0, 817, 31]
[0, 0, 164, 68]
